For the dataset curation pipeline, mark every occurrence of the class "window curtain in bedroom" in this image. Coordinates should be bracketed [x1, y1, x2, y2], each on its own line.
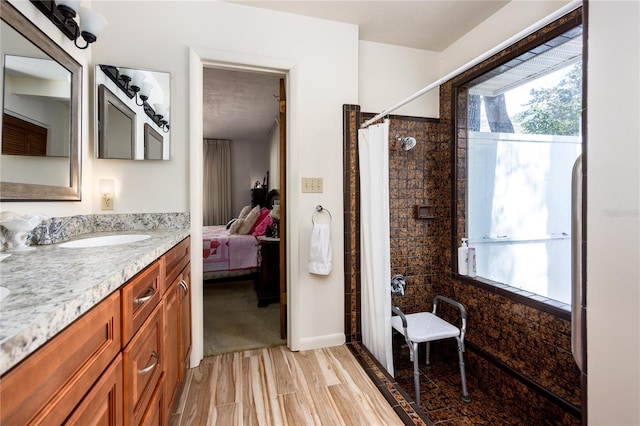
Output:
[203, 139, 232, 226]
[358, 120, 393, 376]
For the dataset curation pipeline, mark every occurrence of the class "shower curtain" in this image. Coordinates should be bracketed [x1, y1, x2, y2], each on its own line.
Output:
[358, 120, 393, 376]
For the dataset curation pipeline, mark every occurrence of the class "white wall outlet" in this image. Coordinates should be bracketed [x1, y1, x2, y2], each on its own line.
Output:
[101, 193, 114, 210]
[302, 177, 323, 193]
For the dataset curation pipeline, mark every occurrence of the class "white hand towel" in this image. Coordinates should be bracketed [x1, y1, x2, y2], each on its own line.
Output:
[309, 223, 332, 275]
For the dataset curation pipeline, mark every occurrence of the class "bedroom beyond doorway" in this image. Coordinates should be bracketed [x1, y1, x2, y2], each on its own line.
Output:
[202, 66, 288, 355]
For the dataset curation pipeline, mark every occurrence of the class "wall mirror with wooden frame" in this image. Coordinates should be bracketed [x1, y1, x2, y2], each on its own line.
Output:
[0, 1, 82, 201]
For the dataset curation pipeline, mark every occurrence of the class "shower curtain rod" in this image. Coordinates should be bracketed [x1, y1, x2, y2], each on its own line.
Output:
[361, 0, 582, 129]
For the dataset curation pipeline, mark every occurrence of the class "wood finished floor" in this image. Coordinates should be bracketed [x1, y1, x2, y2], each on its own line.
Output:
[170, 345, 403, 426]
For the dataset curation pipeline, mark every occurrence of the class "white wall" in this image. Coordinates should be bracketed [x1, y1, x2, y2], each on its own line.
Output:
[359, 40, 440, 118]
[587, 1, 640, 424]
[230, 138, 269, 216]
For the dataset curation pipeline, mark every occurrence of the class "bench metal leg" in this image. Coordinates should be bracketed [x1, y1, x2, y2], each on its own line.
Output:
[412, 342, 420, 404]
[425, 341, 432, 369]
[456, 337, 471, 403]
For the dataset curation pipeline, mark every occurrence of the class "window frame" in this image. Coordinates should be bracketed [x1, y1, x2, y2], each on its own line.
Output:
[451, 9, 585, 321]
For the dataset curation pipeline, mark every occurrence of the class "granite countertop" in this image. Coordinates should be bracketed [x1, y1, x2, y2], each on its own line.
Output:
[0, 228, 190, 376]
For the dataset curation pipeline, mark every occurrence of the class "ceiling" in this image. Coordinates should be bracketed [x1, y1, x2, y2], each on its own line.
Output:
[205, 1, 511, 142]
[226, 1, 510, 51]
[203, 68, 282, 141]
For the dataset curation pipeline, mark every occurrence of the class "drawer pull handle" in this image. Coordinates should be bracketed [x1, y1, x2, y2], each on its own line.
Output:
[139, 351, 159, 375]
[180, 280, 189, 296]
[135, 287, 156, 306]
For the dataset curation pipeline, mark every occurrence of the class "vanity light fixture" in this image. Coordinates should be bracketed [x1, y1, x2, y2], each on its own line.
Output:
[154, 104, 170, 133]
[118, 67, 133, 88]
[136, 81, 153, 106]
[31, 1, 108, 50]
[130, 73, 152, 106]
[160, 108, 170, 133]
[99, 65, 170, 132]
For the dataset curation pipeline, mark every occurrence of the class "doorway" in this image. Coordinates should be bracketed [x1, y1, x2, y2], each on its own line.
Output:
[201, 66, 287, 357]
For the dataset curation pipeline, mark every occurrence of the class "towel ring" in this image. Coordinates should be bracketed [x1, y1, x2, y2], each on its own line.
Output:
[312, 205, 332, 224]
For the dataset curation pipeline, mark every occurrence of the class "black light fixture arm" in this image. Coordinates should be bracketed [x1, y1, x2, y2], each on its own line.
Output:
[30, 0, 105, 50]
[31, 0, 77, 40]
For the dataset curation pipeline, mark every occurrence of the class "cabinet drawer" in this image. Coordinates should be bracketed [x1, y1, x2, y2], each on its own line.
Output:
[140, 376, 165, 426]
[123, 303, 163, 426]
[0, 292, 121, 425]
[122, 261, 161, 345]
[163, 237, 190, 293]
[65, 354, 123, 426]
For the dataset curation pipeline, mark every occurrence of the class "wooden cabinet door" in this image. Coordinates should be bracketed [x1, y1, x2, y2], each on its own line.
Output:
[164, 263, 191, 415]
[163, 278, 180, 415]
[65, 354, 123, 426]
[179, 265, 192, 375]
[1, 113, 48, 155]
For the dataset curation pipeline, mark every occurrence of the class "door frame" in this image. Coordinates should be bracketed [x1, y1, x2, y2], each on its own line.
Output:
[188, 47, 294, 366]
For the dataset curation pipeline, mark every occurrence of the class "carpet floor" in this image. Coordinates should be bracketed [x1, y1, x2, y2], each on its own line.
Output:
[203, 280, 285, 357]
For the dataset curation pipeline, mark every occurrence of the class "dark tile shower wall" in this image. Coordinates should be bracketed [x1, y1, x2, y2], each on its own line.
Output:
[343, 107, 443, 342]
[343, 10, 583, 419]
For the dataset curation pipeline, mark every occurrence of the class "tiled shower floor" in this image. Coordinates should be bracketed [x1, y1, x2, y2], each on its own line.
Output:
[394, 346, 530, 425]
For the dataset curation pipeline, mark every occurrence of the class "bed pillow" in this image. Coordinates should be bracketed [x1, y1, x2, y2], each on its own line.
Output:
[237, 205, 252, 220]
[237, 206, 261, 235]
[226, 218, 237, 229]
[252, 214, 272, 237]
[250, 208, 271, 234]
[229, 218, 244, 234]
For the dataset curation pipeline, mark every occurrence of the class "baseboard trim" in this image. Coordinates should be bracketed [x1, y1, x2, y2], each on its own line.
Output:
[296, 333, 346, 351]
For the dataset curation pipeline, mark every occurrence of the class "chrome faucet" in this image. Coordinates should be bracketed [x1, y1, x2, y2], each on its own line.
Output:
[50, 217, 75, 240]
[32, 216, 87, 244]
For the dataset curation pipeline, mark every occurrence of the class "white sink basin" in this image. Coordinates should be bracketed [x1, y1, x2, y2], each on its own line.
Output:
[59, 234, 150, 248]
[0, 286, 9, 302]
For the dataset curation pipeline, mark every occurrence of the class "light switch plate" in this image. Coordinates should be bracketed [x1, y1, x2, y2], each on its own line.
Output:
[302, 177, 323, 193]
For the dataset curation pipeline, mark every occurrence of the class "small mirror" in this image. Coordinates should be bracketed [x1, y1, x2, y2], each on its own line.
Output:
[1, 1, 81, 201]
[95, 64, 170, 160]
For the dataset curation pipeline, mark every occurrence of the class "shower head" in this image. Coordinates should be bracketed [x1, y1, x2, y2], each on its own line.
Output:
[395, 134, 417, 151]
[402, 136, 417, 151]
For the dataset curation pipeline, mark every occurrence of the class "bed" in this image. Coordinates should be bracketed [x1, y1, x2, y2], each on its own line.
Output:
[202, 225, 260, 281]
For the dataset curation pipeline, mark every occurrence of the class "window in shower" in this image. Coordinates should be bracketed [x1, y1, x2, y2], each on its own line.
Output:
[464, 26, 583, 305]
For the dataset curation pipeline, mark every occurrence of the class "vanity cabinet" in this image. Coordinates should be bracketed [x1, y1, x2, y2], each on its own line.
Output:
[0, 236, 191, 426]
[0, 291, 122, 425]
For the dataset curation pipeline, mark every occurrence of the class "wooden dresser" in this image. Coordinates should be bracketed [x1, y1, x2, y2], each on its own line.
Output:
[255, 237, 280, 307]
